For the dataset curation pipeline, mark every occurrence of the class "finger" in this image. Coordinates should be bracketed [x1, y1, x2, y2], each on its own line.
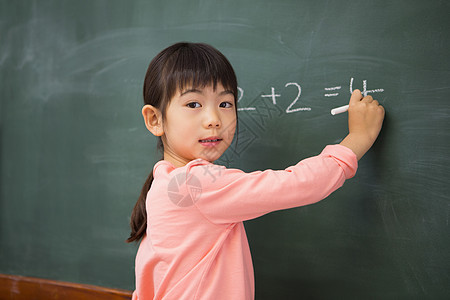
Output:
[362, 95, 374, 103]
[379, 105, 385, 116]
[377, 102, 385, 114]
[349, 89, 363, 105]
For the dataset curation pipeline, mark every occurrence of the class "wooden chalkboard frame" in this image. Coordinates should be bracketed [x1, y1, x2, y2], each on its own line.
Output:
[0, 274, 132, 300]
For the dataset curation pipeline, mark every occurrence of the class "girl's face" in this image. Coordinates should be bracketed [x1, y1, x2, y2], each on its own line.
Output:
[161, 83, 237, 168]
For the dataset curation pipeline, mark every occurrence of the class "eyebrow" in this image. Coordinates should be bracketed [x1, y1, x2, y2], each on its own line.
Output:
[180, 88, 202, 96]
[180, 88, 234, 97]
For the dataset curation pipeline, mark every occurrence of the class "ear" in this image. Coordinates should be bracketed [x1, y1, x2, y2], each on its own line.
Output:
[142, 105, 164, 136]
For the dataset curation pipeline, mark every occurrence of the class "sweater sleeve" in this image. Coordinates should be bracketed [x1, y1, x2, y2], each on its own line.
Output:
[187, 144, 357, 224]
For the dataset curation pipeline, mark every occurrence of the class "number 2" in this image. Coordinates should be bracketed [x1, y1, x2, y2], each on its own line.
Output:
[285, 82, 311, 113]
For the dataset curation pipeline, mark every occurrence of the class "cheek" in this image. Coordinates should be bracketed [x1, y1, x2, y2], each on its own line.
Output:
[223, 117, 237, 139]
[172, 117, 197, 141]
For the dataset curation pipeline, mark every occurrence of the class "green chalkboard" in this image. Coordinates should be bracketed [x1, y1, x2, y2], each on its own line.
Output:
[1, 0, 449, 298]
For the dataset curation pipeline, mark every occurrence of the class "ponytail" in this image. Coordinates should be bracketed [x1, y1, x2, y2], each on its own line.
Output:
[126, 170, 154, 243]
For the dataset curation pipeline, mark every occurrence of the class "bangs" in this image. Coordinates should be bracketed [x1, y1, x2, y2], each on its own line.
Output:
[163, 43, 238, 101]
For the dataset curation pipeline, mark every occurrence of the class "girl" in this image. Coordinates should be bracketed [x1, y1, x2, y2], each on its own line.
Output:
[127, 42, 384, 300]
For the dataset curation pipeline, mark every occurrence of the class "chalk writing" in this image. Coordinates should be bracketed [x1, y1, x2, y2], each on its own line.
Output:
[261, 87, 281, 105]
[237, 78, 384, 114]
[211, 77, 385, 167]
[285, 82, 310, 113]
[324, 86, 342, 97]
[349, 77, 384, 97]
[237, 87, 255, 111]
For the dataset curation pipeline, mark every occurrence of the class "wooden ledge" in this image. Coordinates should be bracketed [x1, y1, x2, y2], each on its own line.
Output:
[0, 274, 132, 300]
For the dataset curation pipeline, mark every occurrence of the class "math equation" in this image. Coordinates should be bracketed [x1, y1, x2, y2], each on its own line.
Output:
[237, 77, 384, 114]
[214, 77, 385, 165]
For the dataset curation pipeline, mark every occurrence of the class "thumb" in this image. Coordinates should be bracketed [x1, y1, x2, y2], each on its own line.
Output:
[349, 89, 363, 105]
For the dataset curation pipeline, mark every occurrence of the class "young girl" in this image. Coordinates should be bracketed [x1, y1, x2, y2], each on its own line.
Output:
[127, 42, 384, 300]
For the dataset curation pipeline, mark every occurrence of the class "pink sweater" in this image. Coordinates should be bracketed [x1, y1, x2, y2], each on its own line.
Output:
[133, 145, 357, 300]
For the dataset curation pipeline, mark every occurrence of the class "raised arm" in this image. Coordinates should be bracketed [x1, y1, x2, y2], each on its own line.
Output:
[339, 89, 385, 160]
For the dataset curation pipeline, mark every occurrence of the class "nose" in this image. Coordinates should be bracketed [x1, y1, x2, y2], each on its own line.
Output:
[204, 108, 221, 128]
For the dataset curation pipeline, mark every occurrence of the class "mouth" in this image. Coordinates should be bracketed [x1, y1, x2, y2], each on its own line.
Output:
[199, 137, 223, 146]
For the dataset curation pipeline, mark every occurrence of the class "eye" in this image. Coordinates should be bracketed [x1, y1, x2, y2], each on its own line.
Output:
[219, 101, 233, 108]
[187, 102, 201, 108]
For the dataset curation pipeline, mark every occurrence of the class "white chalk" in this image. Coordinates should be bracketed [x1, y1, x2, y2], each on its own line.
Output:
[330, 105, 349, 115]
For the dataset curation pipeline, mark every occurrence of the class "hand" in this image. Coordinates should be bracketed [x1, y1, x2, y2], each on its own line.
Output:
[340, 89, 385, 160]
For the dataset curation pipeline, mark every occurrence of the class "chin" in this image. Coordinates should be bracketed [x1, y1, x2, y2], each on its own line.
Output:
[199, 153, 221, 163]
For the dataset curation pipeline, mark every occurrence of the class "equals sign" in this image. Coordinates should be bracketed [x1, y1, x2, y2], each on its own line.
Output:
[324, 86, 341, 97]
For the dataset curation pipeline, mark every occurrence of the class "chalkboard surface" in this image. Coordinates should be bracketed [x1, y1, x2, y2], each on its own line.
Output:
[1, 0, 449, 298]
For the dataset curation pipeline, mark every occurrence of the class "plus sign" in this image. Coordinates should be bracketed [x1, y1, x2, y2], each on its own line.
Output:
[261, 87, 281, 105]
